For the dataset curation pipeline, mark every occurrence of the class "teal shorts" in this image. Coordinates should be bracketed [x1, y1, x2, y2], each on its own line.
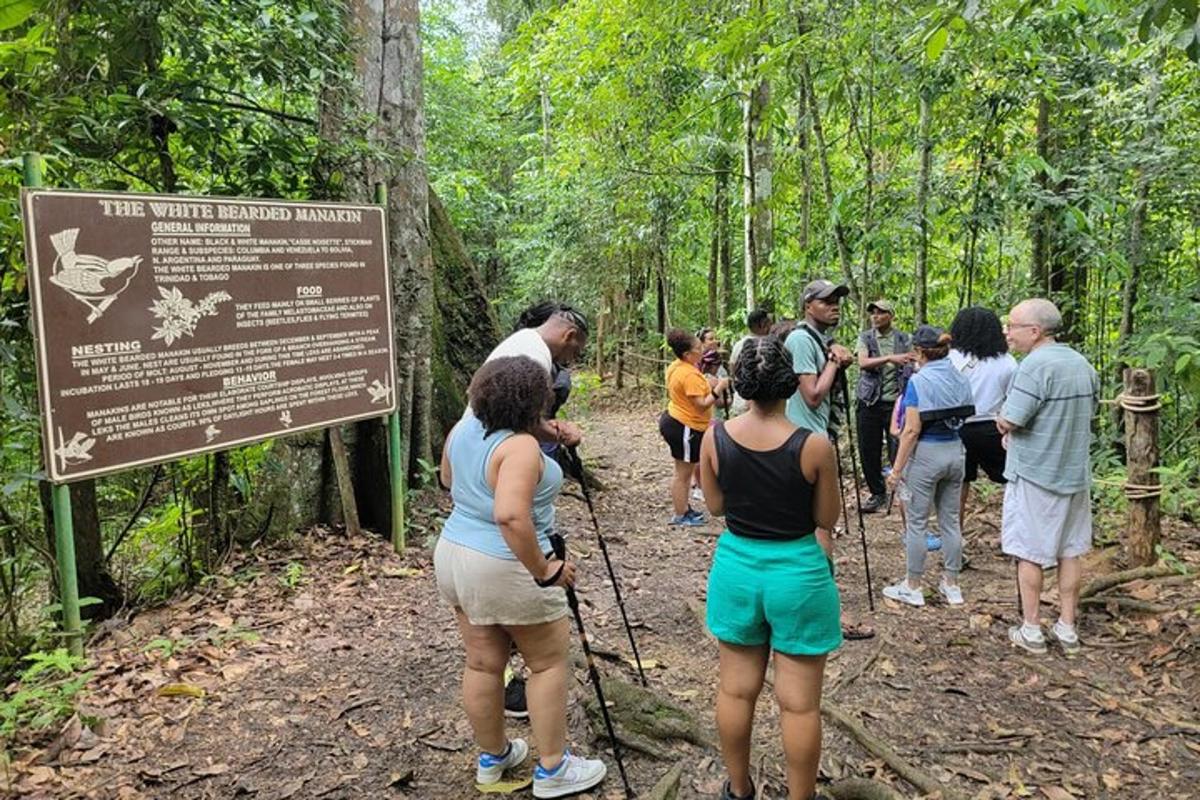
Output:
[705, 531, 843, 656]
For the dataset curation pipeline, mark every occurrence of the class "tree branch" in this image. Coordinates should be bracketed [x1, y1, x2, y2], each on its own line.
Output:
[184, 96, 317, 127]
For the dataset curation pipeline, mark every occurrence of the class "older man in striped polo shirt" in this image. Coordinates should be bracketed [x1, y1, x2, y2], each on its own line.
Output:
[997, 299, 1099, 657]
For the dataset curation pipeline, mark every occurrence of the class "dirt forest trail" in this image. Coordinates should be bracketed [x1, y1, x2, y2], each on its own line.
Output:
[12, 399, 1200, 800]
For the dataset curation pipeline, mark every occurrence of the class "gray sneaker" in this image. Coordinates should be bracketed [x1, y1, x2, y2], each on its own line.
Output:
[1008, 625, 1048, 655]
[1050, 623, 1081, 657]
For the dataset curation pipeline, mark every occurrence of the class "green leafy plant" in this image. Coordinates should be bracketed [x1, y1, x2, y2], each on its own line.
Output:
[279, 561, 305, 591]
[0, 649, 90, 738]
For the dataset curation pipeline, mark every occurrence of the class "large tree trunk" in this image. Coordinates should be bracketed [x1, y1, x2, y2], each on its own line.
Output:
[913, 89, 932, 326]
[1118, 70, 1160, 361]
[707, 169, 720, 327]
[716, 151, 733, 320]
[428, 187, 502, 443]
[801, 62, 860, 309]
[742, 77, 771, 309]
[41, 480, 122, 621]
[353, 0, 434, 506]
[1031, 94, 1052, 292]
[797, 77, 812, 252]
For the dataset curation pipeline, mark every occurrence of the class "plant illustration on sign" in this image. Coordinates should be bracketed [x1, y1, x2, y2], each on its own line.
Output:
[148, 286, 231, 346]
[55, 428, 96, 472]
[48, 228, 142, 323]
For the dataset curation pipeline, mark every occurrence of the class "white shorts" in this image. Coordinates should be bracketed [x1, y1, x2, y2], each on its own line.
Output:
[1001, 477, 1093, 568]
[434, 537, 568, 626]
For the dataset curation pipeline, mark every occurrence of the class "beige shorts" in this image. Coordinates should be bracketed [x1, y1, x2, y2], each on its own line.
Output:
[434, 537, 568, 626]
[1001, 477, 1093, 568]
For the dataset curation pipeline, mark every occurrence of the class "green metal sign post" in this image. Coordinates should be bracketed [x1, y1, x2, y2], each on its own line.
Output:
[375, 183, 406, 552]
[23, 152, 84, 658]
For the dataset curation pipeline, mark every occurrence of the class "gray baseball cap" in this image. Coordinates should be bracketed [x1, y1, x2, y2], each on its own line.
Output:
[802, 280, 850, 304]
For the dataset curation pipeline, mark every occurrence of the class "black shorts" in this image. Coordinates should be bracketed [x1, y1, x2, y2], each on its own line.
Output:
[961, 420, 1007, 484]
[659, 411, 704, 464]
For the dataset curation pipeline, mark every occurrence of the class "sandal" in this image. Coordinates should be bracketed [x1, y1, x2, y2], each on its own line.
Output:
[841, 622, 876, 641]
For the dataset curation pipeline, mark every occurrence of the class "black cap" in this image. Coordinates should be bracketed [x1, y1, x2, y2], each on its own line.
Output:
[912, 324, 944, 348]
[802, 280, 850, 305]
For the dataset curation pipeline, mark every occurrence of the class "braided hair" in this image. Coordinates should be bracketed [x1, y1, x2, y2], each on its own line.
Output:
[733, 336, 797, 403]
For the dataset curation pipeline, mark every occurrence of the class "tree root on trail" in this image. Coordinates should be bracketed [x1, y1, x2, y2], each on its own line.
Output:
[1079, 564, 1177, 599]
[825, 777, 904, 800]
[1017, 657, 1200, 734]
[1080, 595, 1170, 614]
[643, 763, 684, 800]
[829, 637, 885, 698]
[822, 700, 964, 800]
[582, 676, 715, 753]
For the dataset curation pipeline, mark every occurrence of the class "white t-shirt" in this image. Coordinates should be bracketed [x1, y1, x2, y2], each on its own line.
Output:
[949, 348, 1018, 422]
[485, 327, 553, 373]
[462, 328, 554, 419]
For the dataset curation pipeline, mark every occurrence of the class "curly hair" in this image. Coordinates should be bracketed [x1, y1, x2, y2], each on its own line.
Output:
[468, 356, 551, 436]
[667, 328, 697, 358]
[917, 333, 953, 362]
[734, 336, 797, 403]
[949, 306, 1007, 359]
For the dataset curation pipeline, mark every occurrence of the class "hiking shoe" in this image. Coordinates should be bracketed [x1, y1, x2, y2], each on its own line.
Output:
[882, 580, 925, 607]
[476, 738, 529, 784]
[861, 494, 886, 513]
[926, 534, 942, 551]
[533, 751, 606, 798]
[669, 509, 706, 527]
[720, 777, 755, 800]
[938, 579, 965, 606]
[1008, 624, 1048, 655]
[503, 675, 528, 719]
[1050, 621, 1081, 657]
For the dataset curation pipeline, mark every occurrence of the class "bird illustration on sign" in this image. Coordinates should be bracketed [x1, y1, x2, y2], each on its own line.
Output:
[204, 424, 221, 443]
[55, 428, 96, 472]
[48, 228, 141, 323]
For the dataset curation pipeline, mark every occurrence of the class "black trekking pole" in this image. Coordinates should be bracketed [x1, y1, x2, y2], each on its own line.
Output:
[565, 446, 648, 687]
[837, 376, 876, 612]
[550, 533, 635, 799]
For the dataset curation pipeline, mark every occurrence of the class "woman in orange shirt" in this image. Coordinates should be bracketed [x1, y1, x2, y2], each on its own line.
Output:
[659, 328, 729, 526]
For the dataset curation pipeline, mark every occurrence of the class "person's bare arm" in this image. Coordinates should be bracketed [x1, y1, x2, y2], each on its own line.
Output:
[535, 418, 582, 447]
[797, 358, 841, 409]
[699, 427, 723, 517]
[439, 427, 454, 489]
[887, 407, 923, 489]
[492, 436, 575, 587]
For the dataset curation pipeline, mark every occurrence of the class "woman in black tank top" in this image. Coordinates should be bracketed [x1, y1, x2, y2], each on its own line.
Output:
[698, 337, 841, 800]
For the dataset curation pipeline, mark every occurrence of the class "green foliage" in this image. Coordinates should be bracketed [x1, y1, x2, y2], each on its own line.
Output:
[278, 561, 305, 591]
[0, 648, 90, 738]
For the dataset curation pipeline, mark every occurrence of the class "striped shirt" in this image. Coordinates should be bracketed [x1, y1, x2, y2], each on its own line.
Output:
[1001, 343, 1099, 494]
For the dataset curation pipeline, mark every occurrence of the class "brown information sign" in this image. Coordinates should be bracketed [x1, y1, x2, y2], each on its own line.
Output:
[20, 189, 395, 483]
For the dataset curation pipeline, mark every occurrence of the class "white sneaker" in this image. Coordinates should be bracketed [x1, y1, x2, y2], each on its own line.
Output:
[533, 751, 607, 798]
[690, 486, 705, 503]
[476, 738, 529, 785]
[938, 579, 964, 606]
[882, 580, 925, 607]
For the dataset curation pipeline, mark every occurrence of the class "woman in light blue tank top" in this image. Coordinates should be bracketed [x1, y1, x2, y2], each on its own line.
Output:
[433, 356, 607, 796]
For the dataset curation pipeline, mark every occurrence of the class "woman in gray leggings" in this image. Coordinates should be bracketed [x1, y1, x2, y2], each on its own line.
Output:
[884, 326, 975, 607]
